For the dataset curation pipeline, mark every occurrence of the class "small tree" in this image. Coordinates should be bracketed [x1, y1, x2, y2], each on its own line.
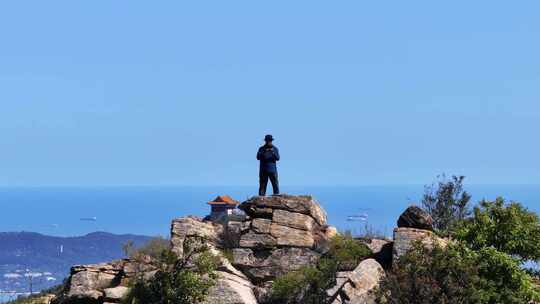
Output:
[422, 174, 471, 234]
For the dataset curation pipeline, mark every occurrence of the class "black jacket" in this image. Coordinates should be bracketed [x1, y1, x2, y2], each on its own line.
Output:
[257, 145, 280, 173]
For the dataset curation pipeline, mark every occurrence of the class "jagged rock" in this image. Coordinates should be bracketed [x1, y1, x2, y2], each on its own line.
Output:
[331, 259, 384, 304]
[326, 271, 352, 297]
[65, 262, 124, 301]
[230, 195, 333, 284]
[103, 286, 130, 302]
[202, 271, 258, 304]
[397, 205, 433, 231]
[232, 247, 320, 282]
[170, 216, 221, 256]
[239, 195, 327, 226]
[393, 227, 447, 260]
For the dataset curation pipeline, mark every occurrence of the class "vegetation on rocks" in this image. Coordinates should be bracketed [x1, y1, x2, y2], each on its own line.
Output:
[269, 235, 372, 304]
[122, 237, 219, 304]
[378, 175, 540, 304]
[455, 198, 540, 262]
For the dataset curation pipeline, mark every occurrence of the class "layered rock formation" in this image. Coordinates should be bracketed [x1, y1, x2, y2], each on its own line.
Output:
[231, 195, 331, 285]
[51, 195, 445, 304]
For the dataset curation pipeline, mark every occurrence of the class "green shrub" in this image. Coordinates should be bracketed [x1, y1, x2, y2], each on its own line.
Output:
[326, 234, 372, 270]
[122, 237, 219, 304]
[270, 235, 372, 304]
[475, 247, 540, 303]
[456, 198, 540, 262]
[376, 241, 540, 304]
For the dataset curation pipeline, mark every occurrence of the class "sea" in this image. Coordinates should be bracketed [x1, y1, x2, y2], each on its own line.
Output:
[1, 184, 540, 303]
[1, 185, 540, 238]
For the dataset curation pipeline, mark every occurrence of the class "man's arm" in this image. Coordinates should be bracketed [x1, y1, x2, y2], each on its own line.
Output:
[257, 147, 263, 160]
[273, 147, 280, 161]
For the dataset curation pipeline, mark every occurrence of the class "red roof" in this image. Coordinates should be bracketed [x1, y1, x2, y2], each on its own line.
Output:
[207, 195, 239, 206]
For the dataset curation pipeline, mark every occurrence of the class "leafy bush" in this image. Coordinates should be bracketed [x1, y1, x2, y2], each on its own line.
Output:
[456, 198, 540, 262]
[326, 234, 372, 271]
[377, 241, 482, 304]
[270, 235, 372, 304]
[377, 241, 540, 304]
[475, 247, 540, 303]
[422, 174, 471, 235]
[122, 237, 219, 304]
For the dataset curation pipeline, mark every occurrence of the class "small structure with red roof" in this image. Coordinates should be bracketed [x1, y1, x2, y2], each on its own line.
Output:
[208, 195, 239, 221]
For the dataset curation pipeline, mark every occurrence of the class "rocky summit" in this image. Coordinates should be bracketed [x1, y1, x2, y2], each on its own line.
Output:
[50, 195, 445, 304]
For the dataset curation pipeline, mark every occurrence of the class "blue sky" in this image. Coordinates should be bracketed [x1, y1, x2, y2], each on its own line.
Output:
[1, 1, 539, 186]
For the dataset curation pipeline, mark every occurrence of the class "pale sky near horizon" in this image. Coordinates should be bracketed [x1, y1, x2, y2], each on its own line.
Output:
[1, 1, 540, 186]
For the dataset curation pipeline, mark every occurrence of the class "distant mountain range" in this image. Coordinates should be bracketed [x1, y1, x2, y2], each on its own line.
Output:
[0, 231, 152, 297]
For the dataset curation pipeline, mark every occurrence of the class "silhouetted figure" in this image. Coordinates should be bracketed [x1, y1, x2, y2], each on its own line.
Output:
[257, 135, 280, 196]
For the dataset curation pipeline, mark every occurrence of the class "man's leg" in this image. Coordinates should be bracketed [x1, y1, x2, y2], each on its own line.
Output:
[259, 171, 269, 196]
[269, 172, 280, 195]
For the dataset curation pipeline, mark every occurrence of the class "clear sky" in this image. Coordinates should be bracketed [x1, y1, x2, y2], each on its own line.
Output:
[1, 1, 539, 186]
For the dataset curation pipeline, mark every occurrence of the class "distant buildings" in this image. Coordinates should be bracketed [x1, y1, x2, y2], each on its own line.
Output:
[207, 195, 240, 222]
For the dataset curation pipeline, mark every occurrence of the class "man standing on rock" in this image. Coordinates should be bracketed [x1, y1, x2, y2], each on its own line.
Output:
[257, 134, 280, 196]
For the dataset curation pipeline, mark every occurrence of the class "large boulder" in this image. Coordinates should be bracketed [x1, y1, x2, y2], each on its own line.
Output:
[64, 262, 124, 301]
[329, 259, 385, 304]
[170, 216, 222, 256]
[232, 195, 333, 284]
[397, 205, 433, 231]
[202, 271, 258, 304]
[393, 227, 447, 261]
[239, 195, 327, 226]
[103, 286, 130, 302]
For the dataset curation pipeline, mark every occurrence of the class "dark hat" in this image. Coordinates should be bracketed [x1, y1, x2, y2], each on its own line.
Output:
[264, 134, 274, 142]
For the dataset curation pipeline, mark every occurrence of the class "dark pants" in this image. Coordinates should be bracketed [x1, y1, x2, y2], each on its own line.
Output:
[259, 171, 279, 196]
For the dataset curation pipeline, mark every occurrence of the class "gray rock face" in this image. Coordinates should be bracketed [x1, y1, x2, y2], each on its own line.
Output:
[397, 205, 434, 231]
[103, 286, 130, 302]
[202, 271, 258, 304]
[393, 227, 447, 261]
[232, 247, 320, 282]
[170, 216, 222, 257]
[329, 259, 385, 304]
[66, 262, 124, 301]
